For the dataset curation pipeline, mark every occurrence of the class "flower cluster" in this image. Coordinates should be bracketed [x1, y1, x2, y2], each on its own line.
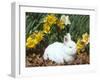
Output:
[57, 15, 71, 29]
[43, 14, 57, 26]
[26, 14, 71, 48]
[76, 33, 89, 54]
[26, 31, 45, 48]
[43, 14, 71, 33]
[43, 14, 57, 33]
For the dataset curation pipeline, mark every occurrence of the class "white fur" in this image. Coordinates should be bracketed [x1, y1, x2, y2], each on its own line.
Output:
[43, 33, 77, 64]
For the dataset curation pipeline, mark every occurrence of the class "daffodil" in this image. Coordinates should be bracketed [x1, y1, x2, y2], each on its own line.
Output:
[56, 20, 65, 29]
[44, 14, 57, 25]
[76, 33, 89, 54]
[60, 15, 71, 26]
[82, 33, 89, 45]
[77, 39, 85, 50]
[26, 36, 33, 42]
[26, 36, 35, 48]
[35, 31, 45, 42]
[76, 39, 85, 54]
[43, 23, 51, 33]
[33, 39, 39, 45]
[26, 31, 45, 48]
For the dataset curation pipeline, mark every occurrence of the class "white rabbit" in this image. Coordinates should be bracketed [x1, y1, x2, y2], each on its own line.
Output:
[43, 33, 77, 64]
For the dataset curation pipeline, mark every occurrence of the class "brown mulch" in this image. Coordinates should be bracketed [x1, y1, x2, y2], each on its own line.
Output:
[26, 52, 89, 67]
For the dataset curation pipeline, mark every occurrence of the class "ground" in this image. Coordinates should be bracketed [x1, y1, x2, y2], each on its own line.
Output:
[26, 52, 89, 67]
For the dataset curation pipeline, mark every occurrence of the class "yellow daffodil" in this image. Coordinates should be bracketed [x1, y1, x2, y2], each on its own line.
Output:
[33, 39, 39, 45]
[76, 39, 85, 54]
[44, 14, 57, 25]
[35, 31, 45, 41]
[26, 36, 33, 42]
[56, 20, 65, 29]
[26, 31, 45, 48]
[43, 23, 51, 33]
[26, 36, 35, 48]
[60, 15, 71, 26]
[77, 39, 85, 50]
[82, 33, 89, 45]
[76, 33, 89, 54]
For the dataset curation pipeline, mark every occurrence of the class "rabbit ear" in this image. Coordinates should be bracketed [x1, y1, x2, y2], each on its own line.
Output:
[64, 33, 71, 44]
[66, 33, 71, 40]
[64, 36, 68, 45]
[64, 36, 68, 42]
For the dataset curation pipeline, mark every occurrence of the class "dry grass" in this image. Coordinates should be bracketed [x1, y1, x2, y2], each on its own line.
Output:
[26, 52, 89, 67]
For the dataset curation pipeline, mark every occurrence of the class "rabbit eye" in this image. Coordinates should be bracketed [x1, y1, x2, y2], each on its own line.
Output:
[69, 46, 72, 48]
